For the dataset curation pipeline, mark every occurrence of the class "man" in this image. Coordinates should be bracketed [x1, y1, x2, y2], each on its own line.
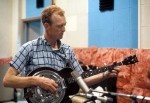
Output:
[3, 5, 120, 103]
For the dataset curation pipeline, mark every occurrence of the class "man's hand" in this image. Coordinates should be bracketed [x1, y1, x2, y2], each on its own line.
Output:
[104, 66, 121, 78]
[34, 76, 58, 93]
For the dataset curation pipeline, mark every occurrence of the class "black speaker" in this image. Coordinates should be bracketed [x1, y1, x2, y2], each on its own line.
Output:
[99, 0, 114, 11]
[36, 0, 44, 8]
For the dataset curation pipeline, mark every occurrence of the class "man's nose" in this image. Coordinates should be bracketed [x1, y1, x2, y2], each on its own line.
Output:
[62, 26, 65, 32]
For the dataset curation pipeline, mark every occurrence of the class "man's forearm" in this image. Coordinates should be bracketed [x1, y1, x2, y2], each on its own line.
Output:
[3, 75, 37, 88]
[3, 67, 38, 88]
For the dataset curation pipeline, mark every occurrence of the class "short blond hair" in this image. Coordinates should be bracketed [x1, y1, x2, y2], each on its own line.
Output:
[41, 5, 65, 24]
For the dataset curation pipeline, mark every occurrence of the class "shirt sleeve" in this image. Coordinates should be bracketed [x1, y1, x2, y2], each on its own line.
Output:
[9, 41, 32, 73]
[68, 47, 83, 74]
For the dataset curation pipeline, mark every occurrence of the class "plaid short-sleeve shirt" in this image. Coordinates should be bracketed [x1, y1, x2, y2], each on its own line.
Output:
[10, 36, 83, 75]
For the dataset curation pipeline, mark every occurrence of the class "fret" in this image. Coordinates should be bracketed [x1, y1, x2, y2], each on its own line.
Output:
[98, 69, 101, 73]
[84, 72, 89, 78]
[85, 72, 89, 77]
[107, 66, 112, 71]
[81, 72, 86, 78]
[103, 67, 108, 72]
[93, 69, 99, 75]
[117, 62, 122, 66]
[81, 73, 86, 78]
[88, 71, 91, 77]
[100, 67, 107, 72]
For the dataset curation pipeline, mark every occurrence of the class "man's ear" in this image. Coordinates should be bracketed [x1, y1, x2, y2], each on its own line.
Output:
[44, 23, 49, 30]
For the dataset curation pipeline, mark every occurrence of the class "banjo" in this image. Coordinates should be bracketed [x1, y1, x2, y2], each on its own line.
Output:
[24, 55, 138, 103]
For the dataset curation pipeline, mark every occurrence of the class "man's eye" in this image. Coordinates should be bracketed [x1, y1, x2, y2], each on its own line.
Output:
[57, 25, 62, 28]
[57, 25, 65, 28]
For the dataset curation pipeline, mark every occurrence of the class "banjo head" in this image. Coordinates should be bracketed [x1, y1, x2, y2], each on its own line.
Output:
[24, 68, 66, 103]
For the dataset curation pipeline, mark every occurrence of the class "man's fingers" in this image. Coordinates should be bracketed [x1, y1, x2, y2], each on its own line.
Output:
[114, 66, 121, 72]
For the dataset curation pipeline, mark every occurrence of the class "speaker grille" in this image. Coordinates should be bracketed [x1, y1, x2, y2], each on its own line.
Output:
[36, 0, 44, 8]
[99, 0, 114, 11]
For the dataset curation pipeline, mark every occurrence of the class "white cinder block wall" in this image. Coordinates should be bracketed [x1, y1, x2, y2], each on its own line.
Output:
[139, 0, 150, 48]
[0, 0, 12, 57]
[56, 0, 88, 48]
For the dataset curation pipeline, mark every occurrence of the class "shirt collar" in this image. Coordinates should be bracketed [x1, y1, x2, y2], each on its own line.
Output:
[41, 35, 63, 49]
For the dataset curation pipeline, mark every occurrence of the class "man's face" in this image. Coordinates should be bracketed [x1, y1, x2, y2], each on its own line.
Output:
[47, 13, 66, 40]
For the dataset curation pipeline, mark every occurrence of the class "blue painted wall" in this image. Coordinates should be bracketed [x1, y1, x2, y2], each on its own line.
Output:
[88, 0, 138, 48]
[26, 0, 138, 48]
[26, 0, 51, 18]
